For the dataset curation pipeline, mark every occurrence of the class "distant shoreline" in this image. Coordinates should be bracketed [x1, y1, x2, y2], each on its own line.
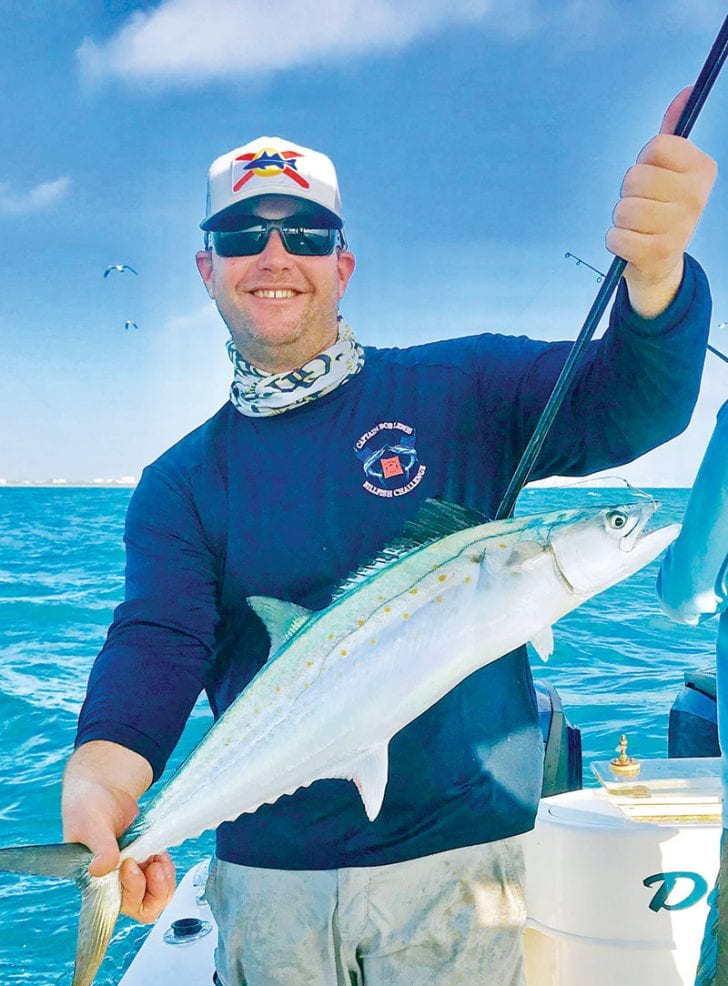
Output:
[0, 481, 690, 490]
[0, 481, 137, 489]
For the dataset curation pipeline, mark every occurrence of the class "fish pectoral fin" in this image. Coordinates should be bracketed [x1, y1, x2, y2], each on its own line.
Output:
[344, 744, 390, 822]
[247, 596, 314, 655]
[73, 870, 123, 986]
[529, 625, 554, 662]
[481, 540, 546, 581]
[504, 540, 546, 570]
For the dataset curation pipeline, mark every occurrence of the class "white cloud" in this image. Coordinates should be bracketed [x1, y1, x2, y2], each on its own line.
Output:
[76, 0, 516, 86]
[75, 0, 727, 88]
[0, 177, 71, 215]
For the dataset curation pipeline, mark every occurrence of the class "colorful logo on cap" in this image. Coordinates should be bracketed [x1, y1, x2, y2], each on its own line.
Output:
[232, 148, 310, 192]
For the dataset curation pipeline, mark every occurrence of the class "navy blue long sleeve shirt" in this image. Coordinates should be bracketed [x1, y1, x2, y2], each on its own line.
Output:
[77, 258, 711, 868]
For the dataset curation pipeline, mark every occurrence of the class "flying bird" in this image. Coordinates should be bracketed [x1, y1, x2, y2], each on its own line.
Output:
[104, 264, 138, 277]
[124, 321, 139, 331]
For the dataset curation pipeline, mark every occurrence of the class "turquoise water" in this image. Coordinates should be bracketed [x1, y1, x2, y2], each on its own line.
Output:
[0, 487, 720, 984]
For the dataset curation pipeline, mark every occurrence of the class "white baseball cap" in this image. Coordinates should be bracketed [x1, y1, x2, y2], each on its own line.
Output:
[201, 136, 344, 231]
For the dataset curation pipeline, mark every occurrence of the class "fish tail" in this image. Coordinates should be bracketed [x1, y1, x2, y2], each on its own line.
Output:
[0, 842, 121, 986]
[74, 867, 123, 986]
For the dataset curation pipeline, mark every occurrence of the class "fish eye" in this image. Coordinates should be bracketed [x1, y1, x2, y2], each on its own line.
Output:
[605, 510, 629, 531]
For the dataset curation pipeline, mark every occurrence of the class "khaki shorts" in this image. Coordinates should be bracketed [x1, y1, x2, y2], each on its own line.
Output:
[206, 838, 527, 986]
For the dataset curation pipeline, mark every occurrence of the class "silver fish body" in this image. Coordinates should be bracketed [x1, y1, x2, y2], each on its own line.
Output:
[0, 498, 679, 984]
[125, 500, 678, 858]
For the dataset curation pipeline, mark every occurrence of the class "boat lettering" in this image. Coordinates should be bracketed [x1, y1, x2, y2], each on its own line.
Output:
[643, 871, 709, 912]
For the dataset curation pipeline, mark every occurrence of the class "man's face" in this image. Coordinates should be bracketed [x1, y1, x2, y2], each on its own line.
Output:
[196, 196, 355, 373]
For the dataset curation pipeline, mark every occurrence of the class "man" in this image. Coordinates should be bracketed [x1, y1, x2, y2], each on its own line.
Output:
[63, 88, 717, 985]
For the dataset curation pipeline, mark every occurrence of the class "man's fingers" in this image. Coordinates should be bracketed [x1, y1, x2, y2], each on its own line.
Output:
[605, 226, 681, 275]
[120, 859, 148, 916]
[660, 86, 693, 135]
[622, 163, 686, 203]
[610, 99, 717, 297]
[144, 855, 176, 911]
[636, 133, 707, 174]
[119, 854, 176, 924]
[613, 196, 681, 236]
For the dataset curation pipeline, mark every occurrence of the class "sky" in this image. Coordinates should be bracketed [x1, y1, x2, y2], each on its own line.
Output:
[0, 0, 726, 487]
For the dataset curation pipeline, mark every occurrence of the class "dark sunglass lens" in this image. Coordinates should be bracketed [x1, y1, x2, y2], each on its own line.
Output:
[281, 227, 336, 256]
[212, 228, 267, 257]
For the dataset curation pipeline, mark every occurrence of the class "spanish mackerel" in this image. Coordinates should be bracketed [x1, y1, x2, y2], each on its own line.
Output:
[0, 498, 679, 984]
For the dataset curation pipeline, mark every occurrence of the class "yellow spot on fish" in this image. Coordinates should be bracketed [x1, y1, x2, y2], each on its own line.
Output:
[409, 588, 418, 595]
[341, 649, 348, 656]
[438, 575, 447, 582]
[357, 619, 365, 626]
[436, 597, 443, 604]
[377, 595, 384, 601]
[275, 686, 281, 693]
[403, 613, 410, 619]
[499, 542, 507, 549]
[306, 661, 313, 667]
[370, 639, 377, 645]
[384, 606, 391, 613]
[464, 576, 472, 584]
[328, 633, 334, 640]
[304, 682, 309, 688]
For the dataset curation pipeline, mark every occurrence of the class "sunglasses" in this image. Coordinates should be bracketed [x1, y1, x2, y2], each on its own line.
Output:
[210, 220, 346, 258]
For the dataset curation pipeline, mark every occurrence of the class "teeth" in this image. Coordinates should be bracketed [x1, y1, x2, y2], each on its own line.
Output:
[253, 289, 297, 299]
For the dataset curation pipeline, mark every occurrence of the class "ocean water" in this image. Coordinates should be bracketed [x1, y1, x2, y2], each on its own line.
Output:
[0, 486, 720, 984]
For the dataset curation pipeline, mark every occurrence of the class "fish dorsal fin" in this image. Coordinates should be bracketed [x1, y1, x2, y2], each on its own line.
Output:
[529, 625, 554, 661]
[247, 596, 313, 655]
[399, 497, 490, 544]
[346, 743, 390, 821]
[332, 498, 489, 601]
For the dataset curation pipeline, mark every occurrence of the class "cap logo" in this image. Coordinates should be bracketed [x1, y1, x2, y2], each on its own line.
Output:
[232, 148, 311, 192]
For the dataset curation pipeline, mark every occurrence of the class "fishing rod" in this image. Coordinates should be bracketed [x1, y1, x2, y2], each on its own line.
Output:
[566, 255, 728, 364]
[496, 13, 728, 521]
[564, 252, 604, 282]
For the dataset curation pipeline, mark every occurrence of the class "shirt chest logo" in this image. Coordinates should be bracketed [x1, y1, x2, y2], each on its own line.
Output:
[354, 421, 426, 498]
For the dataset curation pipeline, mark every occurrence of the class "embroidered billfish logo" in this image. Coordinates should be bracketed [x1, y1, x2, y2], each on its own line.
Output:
[354, 422, 426, 499]
[232, 149, 310, 191]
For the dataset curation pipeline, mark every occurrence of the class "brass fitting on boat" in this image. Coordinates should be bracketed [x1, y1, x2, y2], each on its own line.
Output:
[609, 734, 641, 776]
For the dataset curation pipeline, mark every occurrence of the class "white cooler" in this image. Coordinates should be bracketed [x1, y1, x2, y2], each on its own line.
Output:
[522, 758, 721, 986]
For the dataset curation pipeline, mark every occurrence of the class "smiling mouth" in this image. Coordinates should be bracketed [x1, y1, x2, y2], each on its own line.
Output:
[251, 289, 299, 299]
